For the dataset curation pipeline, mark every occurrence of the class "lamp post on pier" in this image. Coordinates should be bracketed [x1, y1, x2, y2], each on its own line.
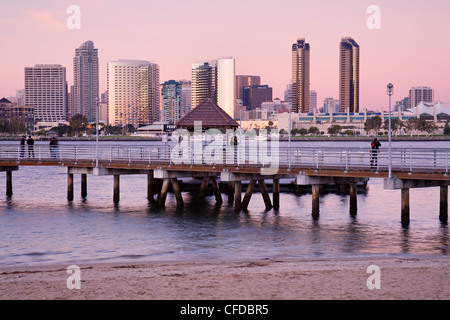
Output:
[387, 83, 394, 179]
[96, 97, 99, 168]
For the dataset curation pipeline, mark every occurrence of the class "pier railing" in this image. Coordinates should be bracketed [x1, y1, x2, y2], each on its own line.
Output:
[0, 144, 449, 174]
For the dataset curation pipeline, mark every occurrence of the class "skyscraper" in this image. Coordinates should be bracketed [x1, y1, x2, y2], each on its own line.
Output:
[409, 86, 434, 109]
[24, 64, 67, 123]
[339, 37, 360, 113]
[73, 41, 99, 122]
[180, 80, 192, 118]
[235, 75, 261, 101]
[291, 38, 310, 113]
[191, 57, 235, 117]
[107, 59, 160, 128]
[161, 80, 182, 124]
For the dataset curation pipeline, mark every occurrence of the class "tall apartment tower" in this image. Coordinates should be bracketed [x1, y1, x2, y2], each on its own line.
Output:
[180, 80, 192, 118]
[73, 41, 99, 122]
[409, 86, 434, 109]
[191, 57, 235, 117]
[339, 37, 360, 113]
[107, 59, 160, 128]
[291, 38, 310, 113]
[161, 80, 182, 124]
[24, 64, 67, 123]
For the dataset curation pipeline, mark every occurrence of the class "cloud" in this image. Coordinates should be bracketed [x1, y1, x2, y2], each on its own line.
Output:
[26, 10, 66, 32]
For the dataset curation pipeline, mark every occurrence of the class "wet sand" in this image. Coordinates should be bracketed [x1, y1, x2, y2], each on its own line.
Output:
[0, 257, 449, 300]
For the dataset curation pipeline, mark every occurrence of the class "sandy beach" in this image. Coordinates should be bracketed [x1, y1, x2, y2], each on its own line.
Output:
[0, 256, 448, 300]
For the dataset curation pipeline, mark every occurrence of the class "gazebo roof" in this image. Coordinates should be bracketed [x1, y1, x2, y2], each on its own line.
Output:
[176, 98, 239, 129]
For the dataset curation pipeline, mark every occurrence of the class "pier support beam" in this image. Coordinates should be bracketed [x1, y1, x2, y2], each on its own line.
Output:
[401, 188, 410, 226]
[440, 185, 448, 223]
[210, 176, 223, 205]
[349, 183, 357, 215]
[67, 174, 74, 201]
[81, 174, 87, 199]
[241, 180, 256, 211]
[227, 182, 234, 204]
[171, 178, 184, 207]
[312, 185, 320, 219]
[258, 179, 273, 211]
[113, 175, 120, 204]
[158, 178, 170, 207]
[6, 170, 13, 198]
[273, 178, 280, 210]
[147, 173, 154, 201]
[197, 177, 210, 204]
[234, 181, 242, 212]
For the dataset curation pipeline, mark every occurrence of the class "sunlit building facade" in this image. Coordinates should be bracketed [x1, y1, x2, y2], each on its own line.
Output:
[107, 59, 160, 128]
[339, 37, 360, 113]
[291, 38, 310, 113]
[24, 64, 67, 123]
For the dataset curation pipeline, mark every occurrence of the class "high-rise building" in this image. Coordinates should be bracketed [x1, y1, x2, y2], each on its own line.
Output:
[242, 85, 273, 110]
[339, 37, 360, 113]
[107, 59, 160, 128]
[309, 90, 317, 113]
[161, 80, 182, 124]
[180, 80, 191, 118]
[236, 75, 261, 101]
[409, 86, 434, 109]
[24, 64, 67, 123]
[191, 57, 235, 117]
[291, 38, 310, 113]
[323, 97, 340, 114]
[73, 41, 99, 122]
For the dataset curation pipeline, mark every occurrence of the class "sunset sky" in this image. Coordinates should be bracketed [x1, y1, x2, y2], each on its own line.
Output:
[0, 0, 449, 111]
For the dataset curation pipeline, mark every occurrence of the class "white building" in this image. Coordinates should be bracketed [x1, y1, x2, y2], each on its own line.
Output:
[24, 64, 67, 123]
[191, 57, 235, 118]
[107, 59, 160, 128]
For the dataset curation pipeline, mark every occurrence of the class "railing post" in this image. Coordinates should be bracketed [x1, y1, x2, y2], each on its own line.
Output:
[345, 148, 349, 170]
[410, 150, 413, 172]
[446, 151, 448, 173]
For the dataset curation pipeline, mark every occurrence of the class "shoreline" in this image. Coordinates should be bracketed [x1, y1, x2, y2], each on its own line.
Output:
[1, 256, 449, 300]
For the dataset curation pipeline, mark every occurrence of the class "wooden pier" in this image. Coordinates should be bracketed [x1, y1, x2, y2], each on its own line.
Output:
[1, 143, 449, 225]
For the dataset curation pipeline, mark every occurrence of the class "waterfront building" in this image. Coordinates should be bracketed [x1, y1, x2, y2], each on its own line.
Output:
[73, 41, 99, 122]
[409, 86, 434, 109]
[339, 37, 360, 113]
[291, 38, 310, 113]
[323, 98, 340, 114]
[107, 59, 160, 128]
[24, 64, 67, 123]
[0, 98, 34, 133]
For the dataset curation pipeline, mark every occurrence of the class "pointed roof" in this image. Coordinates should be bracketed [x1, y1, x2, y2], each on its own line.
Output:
[0, 98, 12, 103]
[176, 99, 239, 129]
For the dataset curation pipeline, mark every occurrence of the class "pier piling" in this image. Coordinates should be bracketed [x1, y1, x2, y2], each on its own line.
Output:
[349, 183, 357, 215]
[68, 174, 74, 201]
[234, 181, 242, 212]
[273, 179, 280, 210]
[113, 175, 120, 204]
[401, 188, 410, 225]
[171, 178, 184, 207]
[210, 176, 223, 204]
[440, 185, 448, 222]
[258, 179, 273, 211]
[81, 174, 87, 198]
[6, 170, 12, 198]
[158, 178, 170, 207]
[312, 185, 320, 219]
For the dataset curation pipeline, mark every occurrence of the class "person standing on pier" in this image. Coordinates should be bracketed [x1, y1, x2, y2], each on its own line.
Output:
[19, 136, 26, 158]
[27, 136, 35, 158]
[370, 138, 381, 169]
[49, 137, 59, 159]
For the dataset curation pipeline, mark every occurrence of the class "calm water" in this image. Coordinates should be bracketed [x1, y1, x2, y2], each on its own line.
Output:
[0, 140, 449, 267]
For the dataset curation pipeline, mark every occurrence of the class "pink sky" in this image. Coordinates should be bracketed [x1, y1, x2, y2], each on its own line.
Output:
[0, 0, 449, 111]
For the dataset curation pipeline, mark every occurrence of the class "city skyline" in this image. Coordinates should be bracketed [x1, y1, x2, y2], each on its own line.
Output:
[1, 0, 449, 111]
